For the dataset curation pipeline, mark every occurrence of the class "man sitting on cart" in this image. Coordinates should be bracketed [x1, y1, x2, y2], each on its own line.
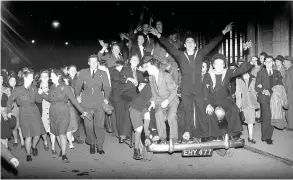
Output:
[145, 58, 179, 144]
[202, 54, 256, 141]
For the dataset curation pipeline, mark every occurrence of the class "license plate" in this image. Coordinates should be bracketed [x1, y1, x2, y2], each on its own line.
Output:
[182, 149, 213, 157]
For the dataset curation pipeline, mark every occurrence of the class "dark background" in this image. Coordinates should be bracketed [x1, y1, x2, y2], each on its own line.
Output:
[1, 1, 287, 71]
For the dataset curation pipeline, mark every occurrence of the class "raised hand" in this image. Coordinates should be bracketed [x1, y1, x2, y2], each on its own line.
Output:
[222, 22, 234, 35]
[149, 27, 159, 37]
[243, 40, 252, 50]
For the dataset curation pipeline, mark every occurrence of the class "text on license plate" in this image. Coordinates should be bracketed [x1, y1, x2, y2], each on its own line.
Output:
[182, 149, 213, 157]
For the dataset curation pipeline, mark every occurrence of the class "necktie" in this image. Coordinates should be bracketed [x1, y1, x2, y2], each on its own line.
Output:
[92, 70, 95, 78]
[269, 70, 272, 76]
[132, 67, 137, 80]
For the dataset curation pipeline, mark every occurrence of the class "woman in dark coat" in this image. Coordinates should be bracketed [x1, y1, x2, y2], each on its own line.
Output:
[7, 68, 46, 162]
[38, 69, 88, 163]
[8, 74, 25, 148]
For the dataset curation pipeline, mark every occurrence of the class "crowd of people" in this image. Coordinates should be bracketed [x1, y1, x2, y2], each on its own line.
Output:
[1, 19, 293, 167]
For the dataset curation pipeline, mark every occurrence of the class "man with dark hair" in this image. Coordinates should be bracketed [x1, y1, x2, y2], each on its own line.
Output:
[145, 58, 179, 143]
[203, 53, 256, 140]
[149, 22, 233, 142]
[255, 56, 283, 144]
[75, 55, 111, 154]
[119, 55, 144, 142]
[259, 52, 268, 70]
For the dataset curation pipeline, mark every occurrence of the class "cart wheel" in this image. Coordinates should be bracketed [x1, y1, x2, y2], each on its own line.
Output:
[216, 149, 227, 157]
[226, 148, 234, 157]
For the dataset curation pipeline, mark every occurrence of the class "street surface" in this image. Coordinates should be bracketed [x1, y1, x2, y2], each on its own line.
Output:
[1, 132, 293, 179]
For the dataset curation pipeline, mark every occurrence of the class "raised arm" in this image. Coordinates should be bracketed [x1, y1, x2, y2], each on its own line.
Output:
[65, 86, 85, 114]
[199, 33, 224, 57]
[149, 27, 181, 61]
[230, 61, 254, 79]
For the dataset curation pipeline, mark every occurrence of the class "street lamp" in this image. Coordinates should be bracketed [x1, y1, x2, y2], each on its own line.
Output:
[65, 42, 68, 45]
[31, 40, 35, 44]
[52, 20, 60, 29]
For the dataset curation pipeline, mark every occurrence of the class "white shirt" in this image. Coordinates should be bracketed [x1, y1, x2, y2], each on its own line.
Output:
[139, 45, 144, 57]
[98, 66, 111, 87]
[267, 68, 273, 76]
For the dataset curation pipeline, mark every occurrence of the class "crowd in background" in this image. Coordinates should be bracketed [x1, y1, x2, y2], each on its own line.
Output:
[1, 17, 293, 168]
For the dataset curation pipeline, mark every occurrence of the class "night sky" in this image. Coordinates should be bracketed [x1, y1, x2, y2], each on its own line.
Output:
[6, 1, 287, 44]
[1, 1, 288, 70]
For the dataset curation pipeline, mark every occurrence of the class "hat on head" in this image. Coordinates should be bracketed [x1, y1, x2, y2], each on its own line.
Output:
[275, 55, 284, 62]
[284, 56, 293, 63]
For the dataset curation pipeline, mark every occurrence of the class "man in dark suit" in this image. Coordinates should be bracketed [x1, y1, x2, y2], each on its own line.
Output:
[255, 56, 283, 144]
[130, 33, 149, 66]
[108, 61, 126, 142]
[75, 55, 111, 154]
[149, 22, 233, 142]
[119, 55, 144, 142]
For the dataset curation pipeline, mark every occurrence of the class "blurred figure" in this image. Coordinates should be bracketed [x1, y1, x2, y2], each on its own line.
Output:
[1, 142, 20, 168]
[8, 75, 25, 148]
[283, 56, 293, 131]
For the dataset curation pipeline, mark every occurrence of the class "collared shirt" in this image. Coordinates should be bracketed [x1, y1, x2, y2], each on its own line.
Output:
[139, 45, 144, 57]
[98, 66, 111, 87]
[267, 68, 273, 76]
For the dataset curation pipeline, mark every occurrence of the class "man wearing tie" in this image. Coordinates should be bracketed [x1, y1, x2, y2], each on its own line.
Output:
[255, 56, 283, 145]
[119, 55, 143, 142]
[75, 55, 111, 154]
[130, 33, 148, 66]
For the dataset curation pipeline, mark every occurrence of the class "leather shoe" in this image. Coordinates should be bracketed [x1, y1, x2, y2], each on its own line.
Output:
[32, 148, 38, 156]
[264, 139, 273, 145]
[97, 147, 105, 154]
[90, 145, 95, 154]
[248, 138, 256, 144]
[133, 148, 143, 160]
[73, 137, 84, 144]
[26, 155, 32, 162]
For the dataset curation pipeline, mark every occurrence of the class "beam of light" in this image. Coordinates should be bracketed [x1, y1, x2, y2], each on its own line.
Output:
[1, 18, 28, 45]
[1, 1, 31, 65]
[1, 34, 32, 65]
[1, 4, 21, 26]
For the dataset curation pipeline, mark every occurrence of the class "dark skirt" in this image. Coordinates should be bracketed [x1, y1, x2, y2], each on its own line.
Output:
[19, 105, 46, 138]
[49, 102, 70, 136]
